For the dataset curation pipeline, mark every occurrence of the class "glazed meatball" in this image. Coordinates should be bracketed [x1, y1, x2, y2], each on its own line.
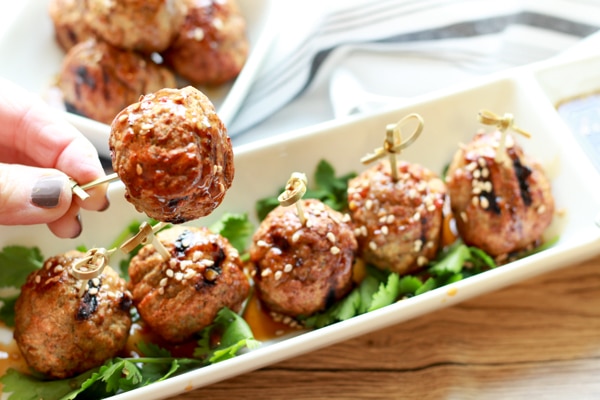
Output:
[14, 251, 132, 379]
[445, 130, 555, 257]
[347, 160, 446, 275]
[250, 199, 357, 318]
[84, 0, 187, 53]
[128, 225, 250, 343]
[49, 0, 96, 51]
[58, 38, 177, 124]
[109, 86, 234, 223]
[163, 0, 249, 86]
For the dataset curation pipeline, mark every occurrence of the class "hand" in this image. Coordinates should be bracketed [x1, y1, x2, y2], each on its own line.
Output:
[0, 78, 109, 238]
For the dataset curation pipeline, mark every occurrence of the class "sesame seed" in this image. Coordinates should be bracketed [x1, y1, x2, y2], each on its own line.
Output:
[342, 213, 351, 222]
[158, 287, 165, 295]
[200, 259, 214, 267]
[365, 199, 373, 210]
[184, 269, 196, 279]
[284, 264, 293, 273]
[483, 181, 492, 192]
[369, 241, 378, 250]
[274, 270, 283, 280]
[174, 272, 183, 281]
[381, 226, 389, 235]
[460, 211, 468, 222]
[169, 259, 177, 268]
[386, 215, 395, 224]
[472, 196, 479, 207]
[478, 157, 486, 167]
[537, 204, 546, 214]
[261, 268, 272, 277]
[466, 162, 478, 171]
[413, 212, 421, 222]
[118, 114, 128, 122]
[306, 219, 313, 228]
[481, 167, 489, 178]
[159, 278, 168, 287]
[353, 228, 362, 237]
[141, 123, 154, 130]
[349, 200, 358, 211]
[361, 226, 368, 236]
[417, 256, 428, 266]
[88, 287, 99, 295]
[136, 164, 143, 175]
[480, 196, 490, 209]
[330, 246, 341, 255]
[473, 169, 481, 179]
[292, 230, 302, 243]
[414, 239, 423, 252]
[34, 275, 41, 284]
[92, 278, 100, 287]
[257, 240, 269, 247]
[326, 232, 336, 243]
[166, 269, 174, 278]
[192, 251, 202, 262]
[54, 265, 64, 273]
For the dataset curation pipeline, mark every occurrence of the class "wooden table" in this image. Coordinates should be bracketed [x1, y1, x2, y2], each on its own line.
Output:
[167, 255, 600, 399]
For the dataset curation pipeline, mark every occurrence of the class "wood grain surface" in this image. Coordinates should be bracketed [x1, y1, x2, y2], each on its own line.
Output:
[168, 255, 600, 399]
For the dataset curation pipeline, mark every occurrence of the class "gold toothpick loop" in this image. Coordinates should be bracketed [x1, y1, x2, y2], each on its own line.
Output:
[360, 113, 424, 181]
[477, 110, 531, 163]
[120, 221, 170, 260]
[71, 247, 116, 281]
[278, 172, 308, 225]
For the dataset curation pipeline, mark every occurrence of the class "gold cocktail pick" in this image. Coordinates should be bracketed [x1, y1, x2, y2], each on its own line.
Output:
[477, 110, 531, 163]
[70, 172, 120, 201]
[361, 113, 424, 181]
[120, 221, 170, 260]
[278, 172, 308, 225]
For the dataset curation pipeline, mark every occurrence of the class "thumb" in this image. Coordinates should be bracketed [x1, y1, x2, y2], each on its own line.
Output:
[0, 163, 74, 226]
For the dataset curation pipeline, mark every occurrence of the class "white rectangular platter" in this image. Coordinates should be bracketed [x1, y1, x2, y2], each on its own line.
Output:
[0, 0, 277, 158]
[3, 51, 600, 399]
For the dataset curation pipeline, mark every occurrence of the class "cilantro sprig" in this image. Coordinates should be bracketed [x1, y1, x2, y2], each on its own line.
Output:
[255, 159, 356, 221]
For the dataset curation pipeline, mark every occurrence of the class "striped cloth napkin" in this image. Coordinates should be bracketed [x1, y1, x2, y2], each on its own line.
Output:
[229, 0, 600, 145]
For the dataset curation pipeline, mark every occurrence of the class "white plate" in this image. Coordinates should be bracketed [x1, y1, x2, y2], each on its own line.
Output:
[0, 0, 277, 158]
[3, 52, 600, 400]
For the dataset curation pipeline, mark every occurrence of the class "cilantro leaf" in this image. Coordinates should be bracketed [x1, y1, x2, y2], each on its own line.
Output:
[209, 213, 254, 254]
[428, 243, 471, 276]
[0, 246, 43, 287]
[255, 159, 356, 221]
[194, 307, 260, 363]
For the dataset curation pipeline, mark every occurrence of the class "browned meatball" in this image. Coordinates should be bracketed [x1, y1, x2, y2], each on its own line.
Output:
[109, 86, 234, 223]
[250, 199, 357, 318]
[84, 0, 187, 53]
[163, 0, 249, 86]
[128, 225, 250, 342]
[445, 130, 554, 257]
[58, 38, 177, 124]
[14, 251, 132, 379]
[49, 0, 96, 51]
[347, 160, 446, 275]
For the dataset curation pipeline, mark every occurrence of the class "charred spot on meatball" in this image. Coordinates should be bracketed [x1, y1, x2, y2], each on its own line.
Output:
[445, 130, 555, 257]
[109, 86, 234, 223]
[14, 250, 132, 379]
[128, 226, 250, 343]
[347, 160, 447, 275]
[58, 38, 177, 124]
[250, 199, 357, 318]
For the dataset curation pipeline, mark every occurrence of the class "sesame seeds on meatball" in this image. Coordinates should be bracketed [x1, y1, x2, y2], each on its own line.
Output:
[109, 86, 234, 223]
[445, 130, 555, 257]
[250, 199, 357, 318]
[14, 251, 132, 379]
[128, 226, 250, 343]
[347, 160, 447, 275]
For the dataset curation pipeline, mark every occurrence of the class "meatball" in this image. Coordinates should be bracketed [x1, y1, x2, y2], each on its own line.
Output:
[347, 160, 446, 275]
[445, 130, 555, 257]
[109, 86, 234, 223]
[163, 0, 249, 86]
[58, 38, 177, 124]
[49, 0, 96, 51]
[128, 225, 250, 342]
[14, 251, 132, 379]
[84, 0, 186, 53]
[250, 199, 357, 318]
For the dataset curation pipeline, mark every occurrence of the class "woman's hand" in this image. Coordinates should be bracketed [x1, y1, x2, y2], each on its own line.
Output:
[0, 78, 109, 238]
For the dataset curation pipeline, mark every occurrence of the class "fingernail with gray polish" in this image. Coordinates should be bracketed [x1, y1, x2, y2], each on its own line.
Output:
[31, 176, 64, 208]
